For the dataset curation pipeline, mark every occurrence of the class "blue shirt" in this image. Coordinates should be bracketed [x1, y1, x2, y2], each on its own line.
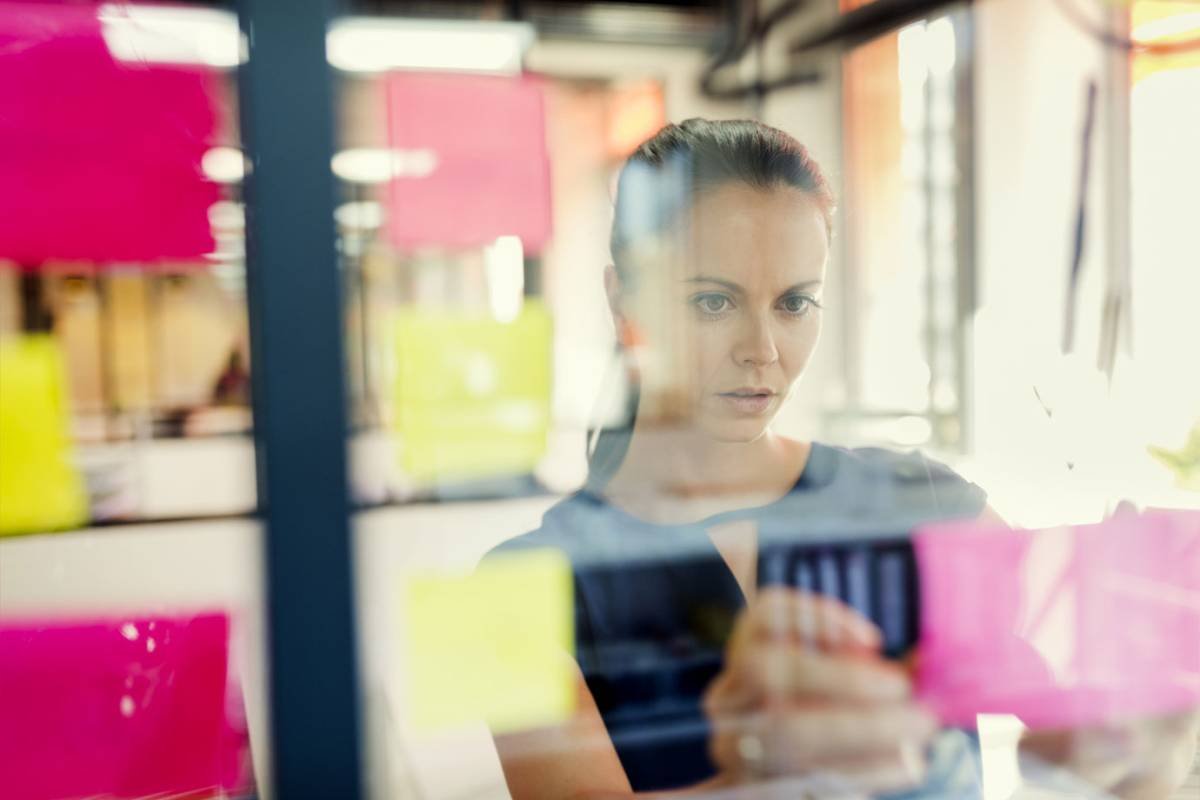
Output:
[493, 443, 987, 792]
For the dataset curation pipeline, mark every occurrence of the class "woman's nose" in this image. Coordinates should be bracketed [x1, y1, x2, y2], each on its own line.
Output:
[732, 314, 779, 367]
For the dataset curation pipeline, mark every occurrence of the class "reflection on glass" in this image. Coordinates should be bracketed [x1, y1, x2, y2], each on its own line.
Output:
[340, 5, 1200, 799]
[360, 108, 1199, 797]
[485, 118, 991, 796]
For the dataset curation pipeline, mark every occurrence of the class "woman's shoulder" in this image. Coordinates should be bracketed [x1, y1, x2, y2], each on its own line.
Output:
[803, 441, 987, 520]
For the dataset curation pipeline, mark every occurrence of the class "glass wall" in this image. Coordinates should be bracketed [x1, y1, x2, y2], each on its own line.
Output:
[3, 1, 1197, 798]
[0, 3, 264, 797]
[337, 2, 1200, 798]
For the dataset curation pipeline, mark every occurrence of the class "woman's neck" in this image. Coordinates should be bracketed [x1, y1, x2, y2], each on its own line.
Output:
[601, 421, 810, 525]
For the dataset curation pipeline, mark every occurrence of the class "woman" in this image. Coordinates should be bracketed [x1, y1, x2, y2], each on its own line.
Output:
[490, 119, 1198, 797]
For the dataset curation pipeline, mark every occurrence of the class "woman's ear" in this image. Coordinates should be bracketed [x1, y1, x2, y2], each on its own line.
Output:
[604, 265, 642, 349]
[605, 265, 646, 349]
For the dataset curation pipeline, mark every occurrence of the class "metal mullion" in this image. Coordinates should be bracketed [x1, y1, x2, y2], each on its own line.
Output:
[237, 1, 363, 797]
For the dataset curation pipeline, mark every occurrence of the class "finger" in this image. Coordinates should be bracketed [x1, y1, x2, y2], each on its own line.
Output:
[746, 588, 883, 653]
[703, 668, 758, 717]
[738, 643, 912, 703]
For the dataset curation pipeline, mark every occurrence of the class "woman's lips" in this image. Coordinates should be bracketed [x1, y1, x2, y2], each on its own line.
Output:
[716, 390, 776, 415]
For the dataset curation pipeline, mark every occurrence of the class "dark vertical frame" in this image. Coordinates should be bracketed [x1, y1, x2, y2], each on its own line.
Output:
[237, 1, 363, 797]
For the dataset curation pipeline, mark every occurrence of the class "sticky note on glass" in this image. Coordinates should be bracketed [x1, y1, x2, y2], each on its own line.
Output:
[391, 301, 552, 482]
[401, 548, 575, 734]
[0, 334, 88, 535]
[0, 3, 220, 262]
[384, 73, 552, 255]
[0, 613, 253, 799]
[915, 511, 1200, 730]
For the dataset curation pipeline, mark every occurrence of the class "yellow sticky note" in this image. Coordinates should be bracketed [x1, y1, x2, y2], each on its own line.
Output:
[401, 548, 575, 734]
[391, 301, 552, 481]
[0, 334, 88, 535]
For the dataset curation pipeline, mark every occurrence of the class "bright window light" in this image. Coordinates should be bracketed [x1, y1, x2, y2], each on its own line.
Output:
[485, 235, 526, 324]
[925, 16, 957, 78]
[98, 4, 243, 68]
[1133, 11, 1200, 43]
[326, 18, 534, 74]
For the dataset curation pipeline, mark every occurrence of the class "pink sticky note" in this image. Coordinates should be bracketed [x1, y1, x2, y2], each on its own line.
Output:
[915, 511, 1200, 730]
[0, 3, 220, 264]
[0, 613, 253, 799]
[384, 72, 552, 254]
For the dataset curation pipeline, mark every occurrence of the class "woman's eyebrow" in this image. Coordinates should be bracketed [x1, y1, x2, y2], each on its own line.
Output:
[781, 280, 824, 293]
[682, 277, 824, 293]
[683, 276, 743, 292]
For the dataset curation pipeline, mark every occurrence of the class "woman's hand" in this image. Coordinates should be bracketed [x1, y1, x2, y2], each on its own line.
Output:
[703, 588, 939, 792]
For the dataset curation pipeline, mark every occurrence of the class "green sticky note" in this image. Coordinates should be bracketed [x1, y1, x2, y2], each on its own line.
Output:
[391, 301, 552, 481]
[402, 548, 575, 734]
[0, 335, 88, 535]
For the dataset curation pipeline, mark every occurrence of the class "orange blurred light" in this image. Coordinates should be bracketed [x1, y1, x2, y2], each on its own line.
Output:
[1132, 1, 1200, 82]
[606, 81, 666, 159]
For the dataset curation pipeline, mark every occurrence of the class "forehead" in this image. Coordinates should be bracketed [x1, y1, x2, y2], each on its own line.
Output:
[681, 183, 828, 289]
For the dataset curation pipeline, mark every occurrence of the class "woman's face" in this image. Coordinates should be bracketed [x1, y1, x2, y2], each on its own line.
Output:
[623, 183, 829, 443]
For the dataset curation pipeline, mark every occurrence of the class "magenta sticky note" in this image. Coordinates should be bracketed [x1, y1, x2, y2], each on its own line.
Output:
[0, 3, 220, 263]
[914, 511, 1200, 730]
[0, 613, 253, 799]
[384, 72, 553, 254]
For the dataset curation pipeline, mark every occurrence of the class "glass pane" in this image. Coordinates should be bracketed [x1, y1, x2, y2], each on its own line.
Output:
[339, 2, 1200, 798]
[1, 4, 264, 797]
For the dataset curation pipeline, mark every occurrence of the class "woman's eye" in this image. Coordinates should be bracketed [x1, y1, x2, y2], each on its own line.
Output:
[693, 294, 732, 315]
[779, 295, 815, 315]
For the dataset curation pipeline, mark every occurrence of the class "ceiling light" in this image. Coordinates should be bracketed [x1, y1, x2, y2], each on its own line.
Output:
[326, 18, 534, 74]
[335, 201, 384, 231]
[331, 148, 438, 184]
[98, 4, 243, 68]
[208, 201, 245, 232]
[202, 147, 247, 184]
[331, 149, 392, 184]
